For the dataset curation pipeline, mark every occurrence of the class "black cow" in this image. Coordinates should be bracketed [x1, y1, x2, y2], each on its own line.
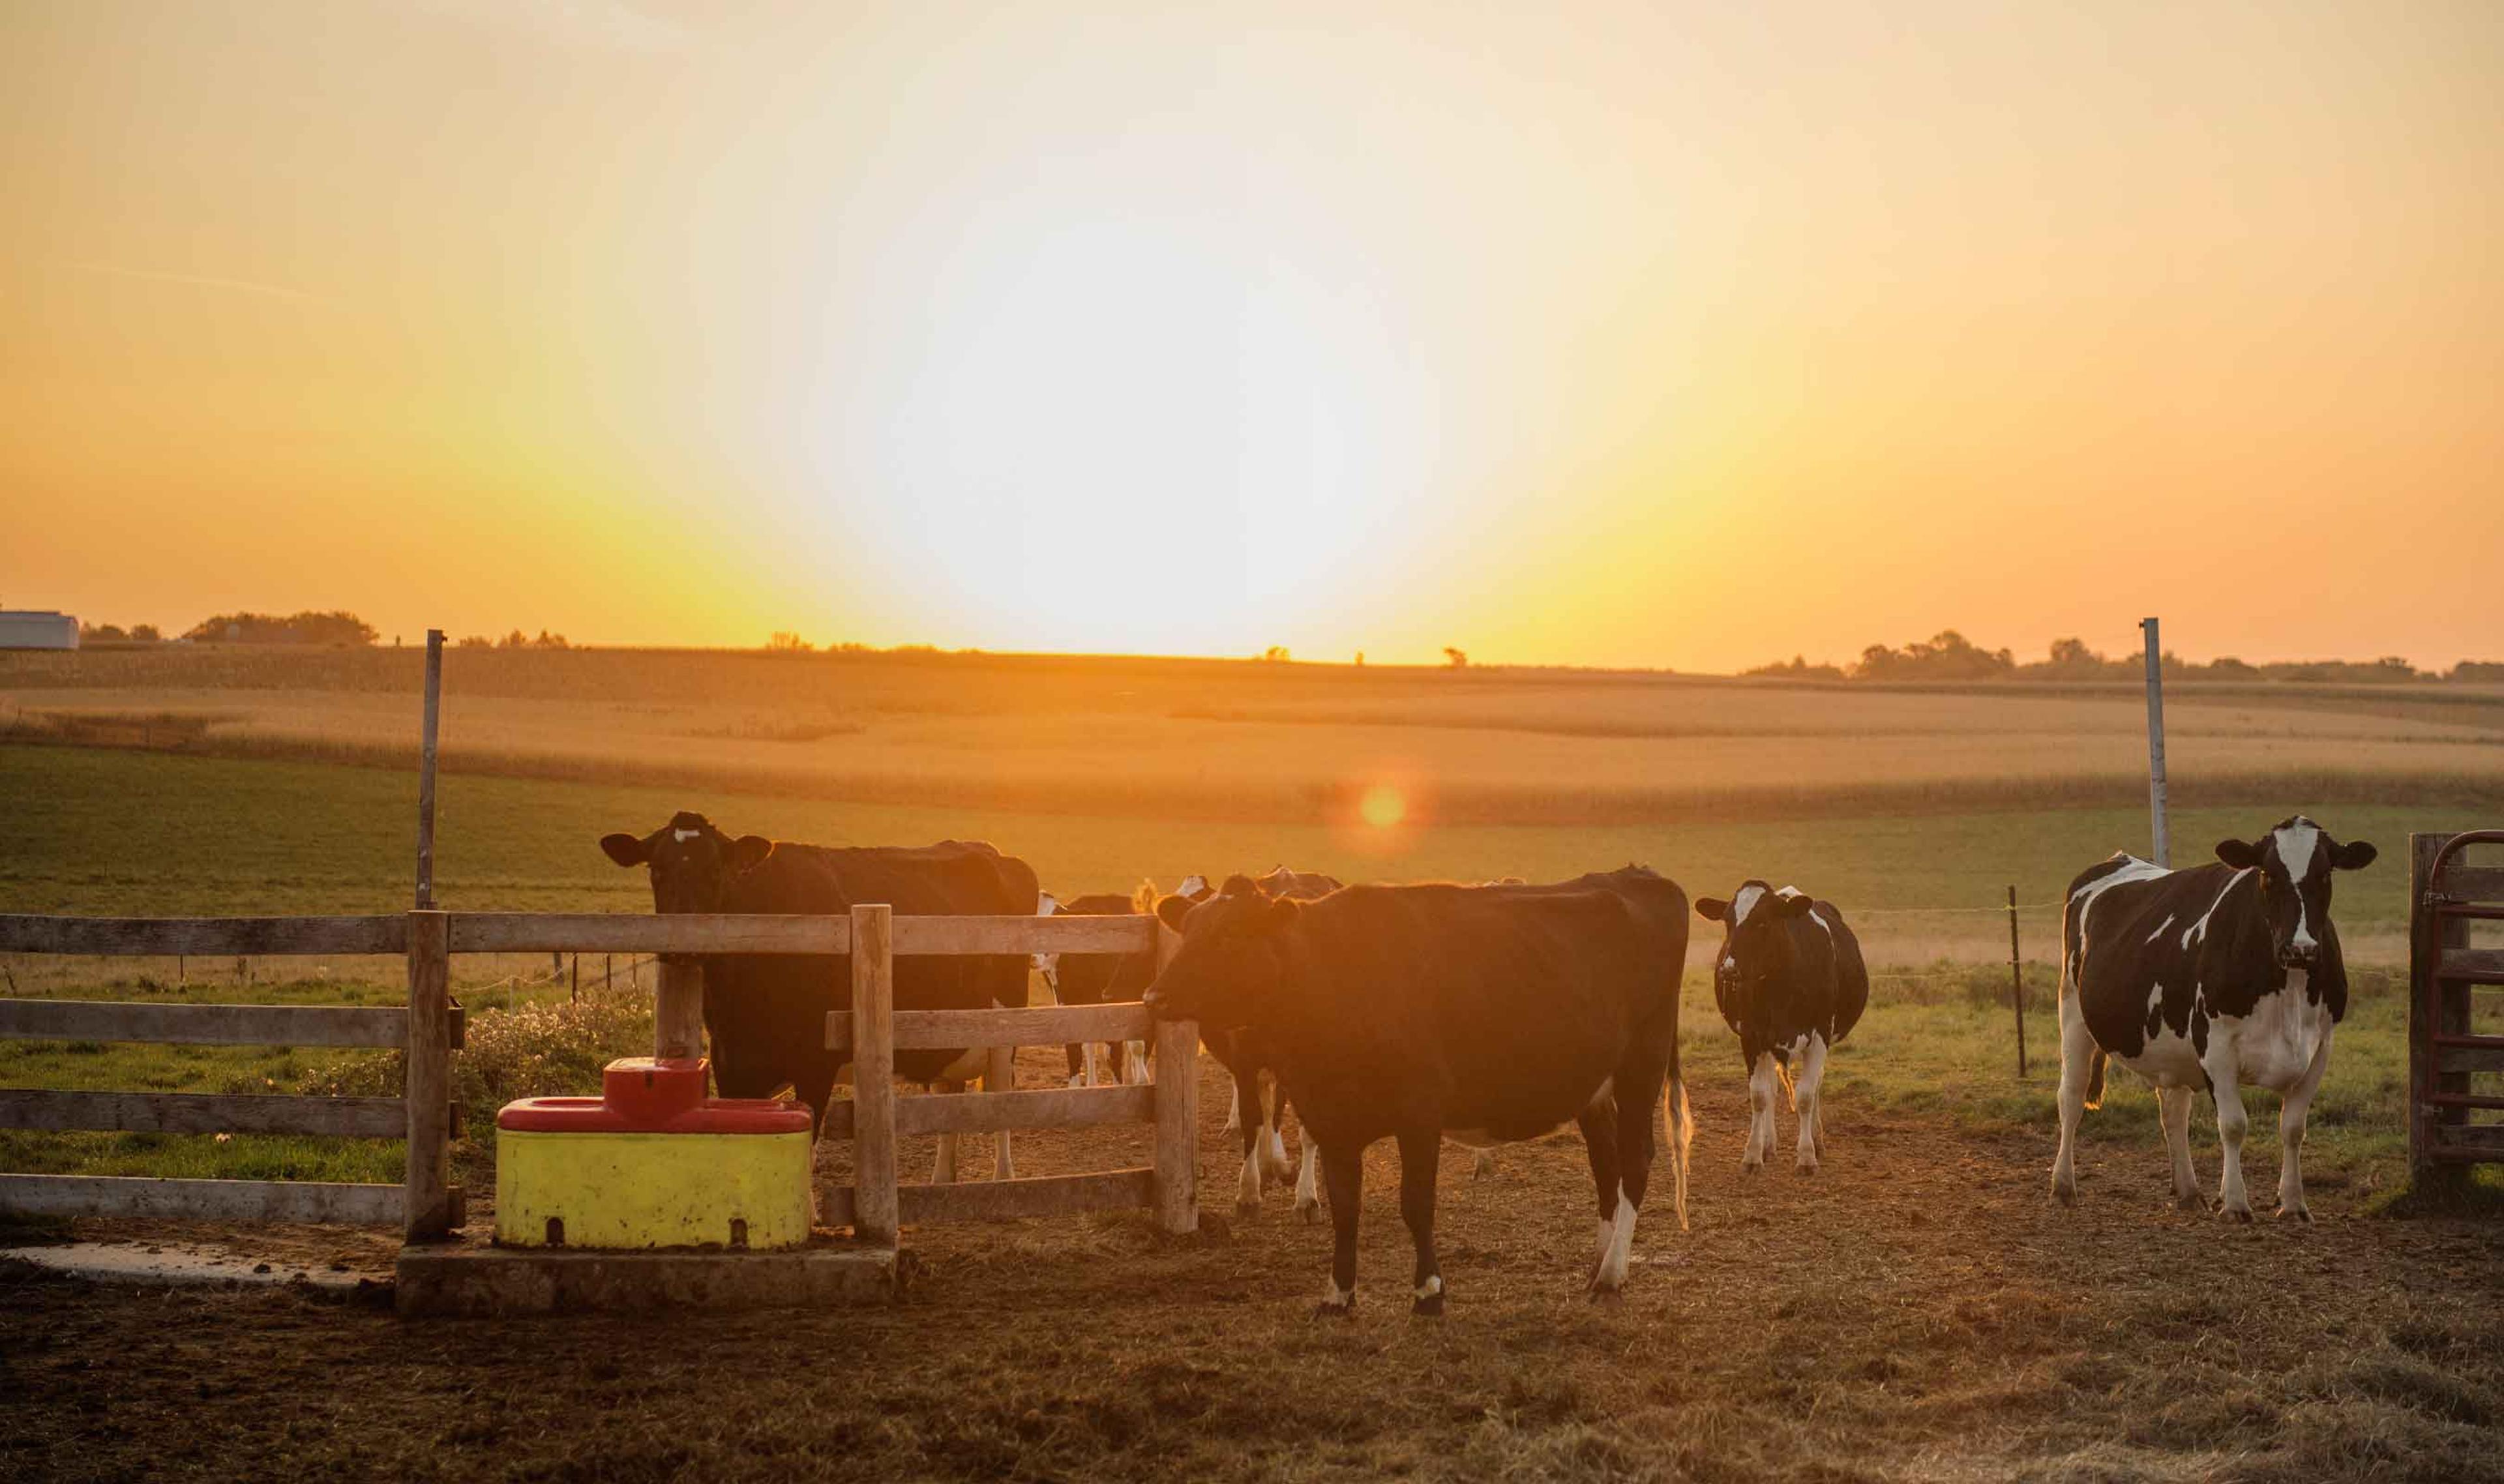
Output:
[2051, 817, 2375, 1220]
[599, 812, 1039, 1184]
[1144, 868, 1692, 1316]
[1692, 882, 1869, 1174]
[1031, 885, 1158, 1087]
[1154, 867, 1343, 1216]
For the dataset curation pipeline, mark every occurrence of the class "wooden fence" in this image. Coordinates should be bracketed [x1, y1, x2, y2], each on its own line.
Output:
[0, 907, 1195, 1246]
[0, 912, 462, 1237]
[2409, 831, 2504, 1189]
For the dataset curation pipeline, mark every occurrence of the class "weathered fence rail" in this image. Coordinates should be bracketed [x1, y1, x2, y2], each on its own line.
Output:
[0, 906, 1197, 1251]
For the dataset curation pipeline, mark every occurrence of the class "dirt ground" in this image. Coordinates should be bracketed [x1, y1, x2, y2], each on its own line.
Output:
[5, 1050, 2502, 1483]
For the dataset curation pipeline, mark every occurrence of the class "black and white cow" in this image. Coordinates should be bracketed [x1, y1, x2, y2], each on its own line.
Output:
[1693, 882, 1869, 1174]
[1154, 867, 1344, 1215]
[600, 812, 1039, 1185]
[2050, 816, 2377, 1220]
[1143, 868, 1692, 1316]
[1031, 885, 1157, 1088]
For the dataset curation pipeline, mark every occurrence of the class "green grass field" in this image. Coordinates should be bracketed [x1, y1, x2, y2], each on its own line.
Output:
[1, 741, 2474, 1199]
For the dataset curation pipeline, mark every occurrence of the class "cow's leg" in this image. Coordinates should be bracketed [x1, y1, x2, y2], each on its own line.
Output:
[1122, 1039, 1150, 1084]
[1743, 1051, 1778, 1173]
[1220, 1061, 1242, 1133]
[1315, 1140, 1362, 1319]
[2203, 1032, 2254, 1221]
[1472, 1148, 1495, 1180]
[1234, 1071, 1267, 1211]
[1575, 1099, 1622, 1297]
[2276, 1017, 2335, 1222]
[1396, 1128, 1445, 1316]
[1598, 1065, 1662, 1301]
[2051, 991, 2097, 1203]
[1793, 1033, 1830, 1174]
[1264, 1086, 1294, 1181]
[1292, 1121, 1322, 1223]
[988, 1046, 1016, 1181]
[2158, 1084, 2201, 1209]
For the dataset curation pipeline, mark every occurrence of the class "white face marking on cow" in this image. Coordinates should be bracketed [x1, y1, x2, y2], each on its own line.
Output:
[1177, 874, 1208, 899]
[2276, 821, 2322, 955]
[1731, 884, 1767, 925]
[672, 829, 700, 842]
[1036, 895, 1058, 915]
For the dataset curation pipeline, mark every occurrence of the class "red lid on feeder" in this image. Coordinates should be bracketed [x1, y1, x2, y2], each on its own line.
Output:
[495, 1056, 814, 1134]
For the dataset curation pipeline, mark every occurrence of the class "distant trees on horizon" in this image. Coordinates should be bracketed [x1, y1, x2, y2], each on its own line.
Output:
[1746, 629, 2501, 685]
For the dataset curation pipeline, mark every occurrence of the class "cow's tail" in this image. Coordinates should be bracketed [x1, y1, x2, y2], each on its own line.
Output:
[1664, 1056, 1692, 1233]
[1775, 1056, 1798, 1112]
[2083, 1049, 2108, 1111]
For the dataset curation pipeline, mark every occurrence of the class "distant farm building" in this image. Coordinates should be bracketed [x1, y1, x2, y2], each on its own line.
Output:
[0, 611, 79, 650]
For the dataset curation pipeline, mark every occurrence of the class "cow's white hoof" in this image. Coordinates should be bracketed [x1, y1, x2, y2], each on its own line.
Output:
[1741, 1157, 1764, 1176]
[1795, 1157, 1819, 1176]
[1294, 1198, 1321, 1225]
[2275, 1203, 2311, 1223]
[1587, 1285, 1624, 1309]
[2218, 1204, 2254, 1224]
[2173, 1189, 2205, 1213]
[2051, 1176, 2076, 1204]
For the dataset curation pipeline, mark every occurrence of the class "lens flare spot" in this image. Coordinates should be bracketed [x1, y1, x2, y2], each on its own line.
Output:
[1359, 785, 1407, 829]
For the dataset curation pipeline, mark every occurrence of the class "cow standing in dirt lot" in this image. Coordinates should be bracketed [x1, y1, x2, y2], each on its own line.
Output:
[2051, 816, 2376, 1220]
[1155, 866, 1343, 1215]
[1144, 868, 1692, 1316]
[1693, 882, 1869, 1174]
[599, 812, 1039, 1183]
[1031, 885, 1157, 1088]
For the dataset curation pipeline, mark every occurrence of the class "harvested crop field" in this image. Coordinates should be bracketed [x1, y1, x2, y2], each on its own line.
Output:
[7, 1045, 2501, 1483]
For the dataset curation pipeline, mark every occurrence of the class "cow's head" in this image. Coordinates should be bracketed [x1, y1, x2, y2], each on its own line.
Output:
[1150, 874, 1215, 934]
[1693, 881, 1816, 997]
[598, 812, 775, 914]
[1142, 874, 1292, 1028]
[2214, 816, 2376, 970]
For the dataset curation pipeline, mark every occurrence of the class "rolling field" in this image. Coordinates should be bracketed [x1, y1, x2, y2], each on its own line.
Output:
[5, 649, 2502, 1481]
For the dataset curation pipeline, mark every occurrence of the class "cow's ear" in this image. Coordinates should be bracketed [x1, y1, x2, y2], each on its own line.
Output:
[2332, 839, 2377, 871]
[1694, 897, 1729, 923]
[600, 833, 649, 867]
[1781, 894, 1817, 917]
[1263, 895, 1303, 932]
[726, 835, 775, 873]
[2214, 838, 2264, 870]
[1155, 895, 1195, 932]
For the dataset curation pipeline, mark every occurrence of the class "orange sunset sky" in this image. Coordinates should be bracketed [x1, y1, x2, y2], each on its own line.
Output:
[3, 2, 2499, 671]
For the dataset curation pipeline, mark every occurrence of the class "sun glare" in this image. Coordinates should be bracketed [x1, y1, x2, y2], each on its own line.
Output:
[1358, 785, 1407, 830]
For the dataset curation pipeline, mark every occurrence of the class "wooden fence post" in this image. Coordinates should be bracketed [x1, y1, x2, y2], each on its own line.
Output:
[2408, 833, 2468, 1198]
[404, 909, 455, 1240]
[654, 958, 704, 1063]
[1149, 921, 1198, 1234]
[850, 904, 899, 1247]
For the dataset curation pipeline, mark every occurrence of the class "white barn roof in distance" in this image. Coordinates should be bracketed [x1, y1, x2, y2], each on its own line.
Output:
[0, 611, 80, 649]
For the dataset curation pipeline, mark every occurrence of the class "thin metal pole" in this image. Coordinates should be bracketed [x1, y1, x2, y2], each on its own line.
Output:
[2141, 616, 2169, 868]
[2006, 885, 2027, 1077]
[416, 629, 443, 909]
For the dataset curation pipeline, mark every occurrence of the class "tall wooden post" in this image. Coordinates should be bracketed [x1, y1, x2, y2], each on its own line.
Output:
[2141, 617, 2169, 867]
[2408, 833, 2469, 1196]
[655, 958, 704, 1062]
[415, 630, 442, 909]
[1150, 921, 1199, 1235]
[850, 904, 899, 1248]
[404, 909, 455, 1240]
[2006, 885, 2027, 1077]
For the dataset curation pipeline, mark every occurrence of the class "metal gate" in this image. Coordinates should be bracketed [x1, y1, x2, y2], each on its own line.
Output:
[2407, 831, 2504, 1187]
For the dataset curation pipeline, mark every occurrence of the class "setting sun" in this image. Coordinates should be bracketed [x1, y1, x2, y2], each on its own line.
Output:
[1358, 784, 1408, 831]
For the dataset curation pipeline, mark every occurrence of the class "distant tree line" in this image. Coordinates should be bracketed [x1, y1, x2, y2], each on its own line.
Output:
[78, 621, 162, 644]
[1746, 630, 2503, 684]
[456, 630, 571, 650]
